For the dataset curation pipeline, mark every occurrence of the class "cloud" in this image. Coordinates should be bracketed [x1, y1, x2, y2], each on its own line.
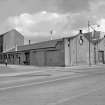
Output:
[7, 11, 69, 43]
[63, 0, 105, 33]
[56, 0, 91, 13]
[2, 0, 105, 43]
[97, 19, 105, 32]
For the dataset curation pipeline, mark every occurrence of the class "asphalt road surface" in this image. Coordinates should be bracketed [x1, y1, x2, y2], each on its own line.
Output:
[0, 65, 105, 105]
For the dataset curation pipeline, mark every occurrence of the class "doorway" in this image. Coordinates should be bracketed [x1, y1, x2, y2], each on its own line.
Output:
[98, 51, 104, 64]
[24, 52, 30, 65]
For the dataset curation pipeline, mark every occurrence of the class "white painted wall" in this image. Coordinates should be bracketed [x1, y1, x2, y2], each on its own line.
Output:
[64, 38, 71, 66]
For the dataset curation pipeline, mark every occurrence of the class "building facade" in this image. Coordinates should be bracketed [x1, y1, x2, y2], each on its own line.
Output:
[64, 32, 95, 66]
[0, 29, 24, 53]
[95, 37, 105, 64]
[0, 30, 105, 67]
[3, 39, 65, 66]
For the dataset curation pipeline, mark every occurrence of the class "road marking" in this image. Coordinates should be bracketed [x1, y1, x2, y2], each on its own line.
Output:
[0, 71, 45, 77]
[0, 74, 86, 91]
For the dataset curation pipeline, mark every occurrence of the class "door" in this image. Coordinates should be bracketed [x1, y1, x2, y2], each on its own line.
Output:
[24, 52, 30, 65]
[98, 51, 104, 64]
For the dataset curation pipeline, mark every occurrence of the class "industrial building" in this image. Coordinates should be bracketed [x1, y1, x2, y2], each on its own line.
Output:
[0, 29, 24, 53]
[0, 29, 24, 63]
[0, 30, 104, 66]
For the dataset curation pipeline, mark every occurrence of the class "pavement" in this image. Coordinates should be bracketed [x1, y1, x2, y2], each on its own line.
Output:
[0, 64, 77, 90]
[2, 63, 104, 91]
[0, 64, 105, 105]
[0, 63, 104, 88]
[0, 63, 105, 76]
[0, 66, 105, 105]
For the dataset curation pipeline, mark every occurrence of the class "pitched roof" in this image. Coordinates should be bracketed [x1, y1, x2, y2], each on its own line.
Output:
[0, 29, 23, 37]
[5, 33, 79, 53]
[63, 34, 78, 39]
[6, 38, 64, 52]
[6, 31, 104, 53]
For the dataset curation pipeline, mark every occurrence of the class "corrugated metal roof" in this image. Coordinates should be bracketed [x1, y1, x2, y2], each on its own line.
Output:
[15, 35, 78, 52]
[19, 39, 62, 51]
[6, 38, 64, 52]
[5, 34, 83, 53]
[7, 33, 99, 53]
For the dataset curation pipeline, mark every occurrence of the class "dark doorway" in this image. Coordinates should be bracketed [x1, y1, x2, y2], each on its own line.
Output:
[24, 52, 30, 65]
[98, 51, 104, 64]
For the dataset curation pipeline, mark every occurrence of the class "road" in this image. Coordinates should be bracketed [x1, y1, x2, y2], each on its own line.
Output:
[0, 65, 105, 105]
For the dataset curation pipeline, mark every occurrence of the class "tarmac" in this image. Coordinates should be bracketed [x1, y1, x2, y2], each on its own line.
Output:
[0, 63, 105, 76]
[0, 63, 105, 90]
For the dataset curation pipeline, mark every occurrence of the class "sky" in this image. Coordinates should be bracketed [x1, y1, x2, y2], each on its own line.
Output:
[0, 0, 105, 44]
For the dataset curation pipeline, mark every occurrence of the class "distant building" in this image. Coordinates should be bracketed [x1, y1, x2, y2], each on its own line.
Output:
[0, 29, 24, 53]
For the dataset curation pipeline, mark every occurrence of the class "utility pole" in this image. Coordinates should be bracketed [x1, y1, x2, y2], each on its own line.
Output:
[88, 22, 100, 65]
[88, 21, 91, 66]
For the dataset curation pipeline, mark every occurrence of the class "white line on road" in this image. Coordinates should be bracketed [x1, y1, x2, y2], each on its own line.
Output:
[0, 71, 45, 77]
[0, 74, 86, 91]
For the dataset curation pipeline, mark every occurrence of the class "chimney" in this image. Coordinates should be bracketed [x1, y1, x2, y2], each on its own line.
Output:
[29, 40, 31, 45]
[79, 30, 82, 34]
[15, 44, 17, 51]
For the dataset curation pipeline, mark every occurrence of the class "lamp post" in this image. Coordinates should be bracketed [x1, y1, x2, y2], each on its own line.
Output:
[92, 34, 97, 65]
